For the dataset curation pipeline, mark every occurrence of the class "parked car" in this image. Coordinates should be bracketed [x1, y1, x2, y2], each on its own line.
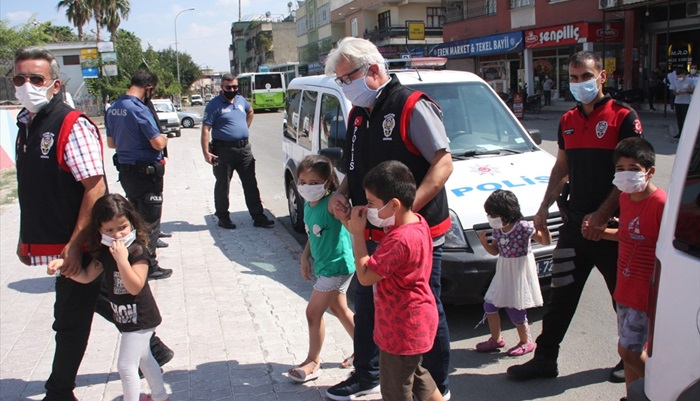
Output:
[283, 71, 559, 305]
[177, 110, 203, 128]
[628, 89, 700, 401]
[204, 93, 214, 103]
[190, 94, 203, 106]
[151, 98, 181, 137]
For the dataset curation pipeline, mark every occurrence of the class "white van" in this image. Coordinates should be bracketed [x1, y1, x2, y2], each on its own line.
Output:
[628, 90, 700, 400]
[283, 71, 561, 305]
[151, 99, 181, 138]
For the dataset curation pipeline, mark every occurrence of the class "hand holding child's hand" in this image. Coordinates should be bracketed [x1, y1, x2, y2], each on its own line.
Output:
[349, 206, 368, 236]
[47, 259, 63, 276]
[330, 193, 351, 220]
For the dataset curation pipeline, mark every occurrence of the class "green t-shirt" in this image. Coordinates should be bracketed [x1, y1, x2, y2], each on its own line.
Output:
[304, 194, 355, 277]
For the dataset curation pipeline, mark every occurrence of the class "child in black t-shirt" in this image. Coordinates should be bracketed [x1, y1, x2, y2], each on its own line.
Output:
[48, 194, 169, 401]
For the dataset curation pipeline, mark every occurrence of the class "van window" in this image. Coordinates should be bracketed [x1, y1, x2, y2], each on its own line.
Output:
[320, 94, 345, 151]
[674, 127, 700, 256]
[299, 90, 317, 150]
[285, 89, 301, 141]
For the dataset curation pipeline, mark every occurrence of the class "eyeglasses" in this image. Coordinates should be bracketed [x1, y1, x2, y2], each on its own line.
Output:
[334, 65, 366, 86]
[223, 84, 239, 91]
[12, 74, 51, 87]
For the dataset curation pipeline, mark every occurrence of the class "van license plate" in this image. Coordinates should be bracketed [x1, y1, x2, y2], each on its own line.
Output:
[537, 259, 553, 277]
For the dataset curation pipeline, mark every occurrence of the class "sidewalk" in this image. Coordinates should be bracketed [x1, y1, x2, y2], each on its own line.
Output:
[0, 130, 367, 400]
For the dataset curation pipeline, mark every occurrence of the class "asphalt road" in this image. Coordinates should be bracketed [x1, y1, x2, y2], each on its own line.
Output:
[179, 104, 676, 401]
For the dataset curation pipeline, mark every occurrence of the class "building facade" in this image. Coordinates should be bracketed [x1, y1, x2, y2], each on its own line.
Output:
[230, 13, 299, 75]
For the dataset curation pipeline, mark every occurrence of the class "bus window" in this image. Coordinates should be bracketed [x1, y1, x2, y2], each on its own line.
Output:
[255, 74, 284, 90]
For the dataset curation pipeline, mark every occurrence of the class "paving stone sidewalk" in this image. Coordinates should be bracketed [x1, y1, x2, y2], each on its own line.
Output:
[0, 131, 369, 401]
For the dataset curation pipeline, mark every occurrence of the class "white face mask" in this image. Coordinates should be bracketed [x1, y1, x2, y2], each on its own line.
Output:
[487, 215, 504, 230]
[366, 203, 396, 228]
[15, 81, 54, 113]
[297, 182, 327, 202]
[612, 171, 649, 194]
[569, 74, 600, 104]
[342, 69, 378, 108]
[101, 230, 137, 247]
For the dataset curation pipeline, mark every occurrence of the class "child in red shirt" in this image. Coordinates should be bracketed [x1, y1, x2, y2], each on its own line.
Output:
[348, 160, 444, 401]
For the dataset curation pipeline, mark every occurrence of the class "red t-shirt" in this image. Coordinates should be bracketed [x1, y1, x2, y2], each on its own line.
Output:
[614, 188, 666, 312]
[366, 215, 438, 356]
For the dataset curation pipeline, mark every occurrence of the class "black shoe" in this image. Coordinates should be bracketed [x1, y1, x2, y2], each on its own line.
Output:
[148, 266, 173, 280]
[150, 334, 175, 366]
[156, 239, 169, 248]
[253, 215, 275, 228]
[218, 218, 236, 229]
[326, 372, 380, 401]
[609, 359, 626, 383]
[158, 231, 172, 238]
[507, 356, 559, 380]
[650, 107, 656, 111]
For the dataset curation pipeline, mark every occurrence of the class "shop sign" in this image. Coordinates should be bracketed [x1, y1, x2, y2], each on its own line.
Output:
[589, 22, 623, 43]
[429, 32, 523, 59]
[525, 22, 587, 49]
[668, 43, 692, 68]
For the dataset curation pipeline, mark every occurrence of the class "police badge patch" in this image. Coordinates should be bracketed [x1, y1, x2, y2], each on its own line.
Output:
[382, 113, 395, 139]
[40, 132, 55, 158]
[595, 121, 608, 138]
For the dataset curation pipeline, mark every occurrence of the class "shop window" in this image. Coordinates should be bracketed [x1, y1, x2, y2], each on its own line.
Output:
[510, 0, 534, 8]
[378, 11, 390, 30]
[63, 55, 80, 65]
[427, 7, 446, 28]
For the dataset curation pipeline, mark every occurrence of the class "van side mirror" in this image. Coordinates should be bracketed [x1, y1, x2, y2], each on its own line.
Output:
[527, 128, 542, 145]
[320, 147, 345, 173]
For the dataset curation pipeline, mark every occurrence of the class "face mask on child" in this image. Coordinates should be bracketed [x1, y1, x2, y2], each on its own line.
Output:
[366, 203, 396, 228]
[297, 182, 327, 202]
[487, 215, 504, 230]
[612, 171, 649, 194]
[101, 230, 137, 247]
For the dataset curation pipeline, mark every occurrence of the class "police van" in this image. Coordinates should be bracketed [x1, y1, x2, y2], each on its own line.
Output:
[627, 88, 700, 401]
[151, 98, 181, 138]
[282, 70, 561, 304]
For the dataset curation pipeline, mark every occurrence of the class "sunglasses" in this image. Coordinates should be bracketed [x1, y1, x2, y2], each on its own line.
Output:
[223, 84, 239, 91]
[334, 65, 366, 86]
[13, 74, 52, 87]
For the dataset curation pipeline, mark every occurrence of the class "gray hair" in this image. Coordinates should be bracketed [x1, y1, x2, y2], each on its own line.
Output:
[222, 73, 236, 82]
[325, 37, 387, 77]
[14, 47, 60, 79]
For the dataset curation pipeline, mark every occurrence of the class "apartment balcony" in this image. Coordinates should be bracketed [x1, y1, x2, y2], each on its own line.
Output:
[364, 25, 444, 44]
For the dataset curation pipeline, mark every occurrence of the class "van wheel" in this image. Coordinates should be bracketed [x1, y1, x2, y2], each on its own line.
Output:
[287, 180, 305, 233]
[175, 129, 182, 137]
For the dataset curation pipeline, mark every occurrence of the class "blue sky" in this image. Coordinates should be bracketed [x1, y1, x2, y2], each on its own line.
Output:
[1, 0, 298, 72]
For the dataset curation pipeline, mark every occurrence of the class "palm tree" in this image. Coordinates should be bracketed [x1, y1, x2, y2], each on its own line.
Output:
[56, 0, 91, 40]
[87, 0, 106, 41]
[103, 0, 131, 41]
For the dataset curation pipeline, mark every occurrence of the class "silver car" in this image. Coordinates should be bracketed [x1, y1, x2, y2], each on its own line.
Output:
[177, 110, 203, 128]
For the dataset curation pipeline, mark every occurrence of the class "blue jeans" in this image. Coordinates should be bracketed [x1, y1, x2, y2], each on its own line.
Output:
[352, 243, 451, 393]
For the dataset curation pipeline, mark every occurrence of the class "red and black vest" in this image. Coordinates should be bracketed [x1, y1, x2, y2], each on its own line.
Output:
[16, 95, 101, 256]
[344, 78, 450, 238]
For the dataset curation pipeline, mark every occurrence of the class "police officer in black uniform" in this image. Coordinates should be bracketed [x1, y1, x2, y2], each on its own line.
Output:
[105, 70, 172, 280]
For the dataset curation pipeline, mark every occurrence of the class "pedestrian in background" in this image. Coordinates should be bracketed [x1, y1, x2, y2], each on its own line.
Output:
[647, 67, 661, 111]
[48, 194, 171, 401]
[288, 155, 356, 383]
[324, 37, 453, 401]
[105, 70, 173, 281]
[347, 160, 444, 401]
[672, 67, 694, 140]
[665, 68, 677, 110]
[201, 74, 275, 229]
[475, 190, 551, 357]
[542, 75, 555, 106]
[688, 63, 699, 86]
[507, 50, 643, 383]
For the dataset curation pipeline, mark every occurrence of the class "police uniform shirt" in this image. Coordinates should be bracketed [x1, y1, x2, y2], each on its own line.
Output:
[105, 94, 163, 165]
[203, 94, 251, 142]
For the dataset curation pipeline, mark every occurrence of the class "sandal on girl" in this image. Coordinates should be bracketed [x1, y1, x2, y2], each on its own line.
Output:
[341, 354, 354, 369]
[288, 361, 321, 383]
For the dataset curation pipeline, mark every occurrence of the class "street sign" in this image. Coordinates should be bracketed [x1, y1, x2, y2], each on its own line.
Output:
[513, 93, 524, 118]
[102, 65, 118, 77]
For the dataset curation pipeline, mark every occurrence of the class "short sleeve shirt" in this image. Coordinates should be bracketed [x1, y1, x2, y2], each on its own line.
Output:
[614, 189, 666, 312]
[203, 94, 251, 141]
[303, 194, 355, 277]
[492, 220, 534, 258]
[105, 94, 162, 164]
[365, 216, 437, 355]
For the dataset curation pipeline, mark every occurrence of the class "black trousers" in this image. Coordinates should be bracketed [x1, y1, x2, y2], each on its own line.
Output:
[534, 219, 619, 360]
[119, 168, 164, 270]
[544, 90, 552, 105]
[44, 275, 102, 400]
[675, 103, 689, 133]
[212, 142, 264, 219]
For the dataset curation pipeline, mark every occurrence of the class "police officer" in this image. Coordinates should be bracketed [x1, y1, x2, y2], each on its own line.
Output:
[105, 70, 173, 280]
